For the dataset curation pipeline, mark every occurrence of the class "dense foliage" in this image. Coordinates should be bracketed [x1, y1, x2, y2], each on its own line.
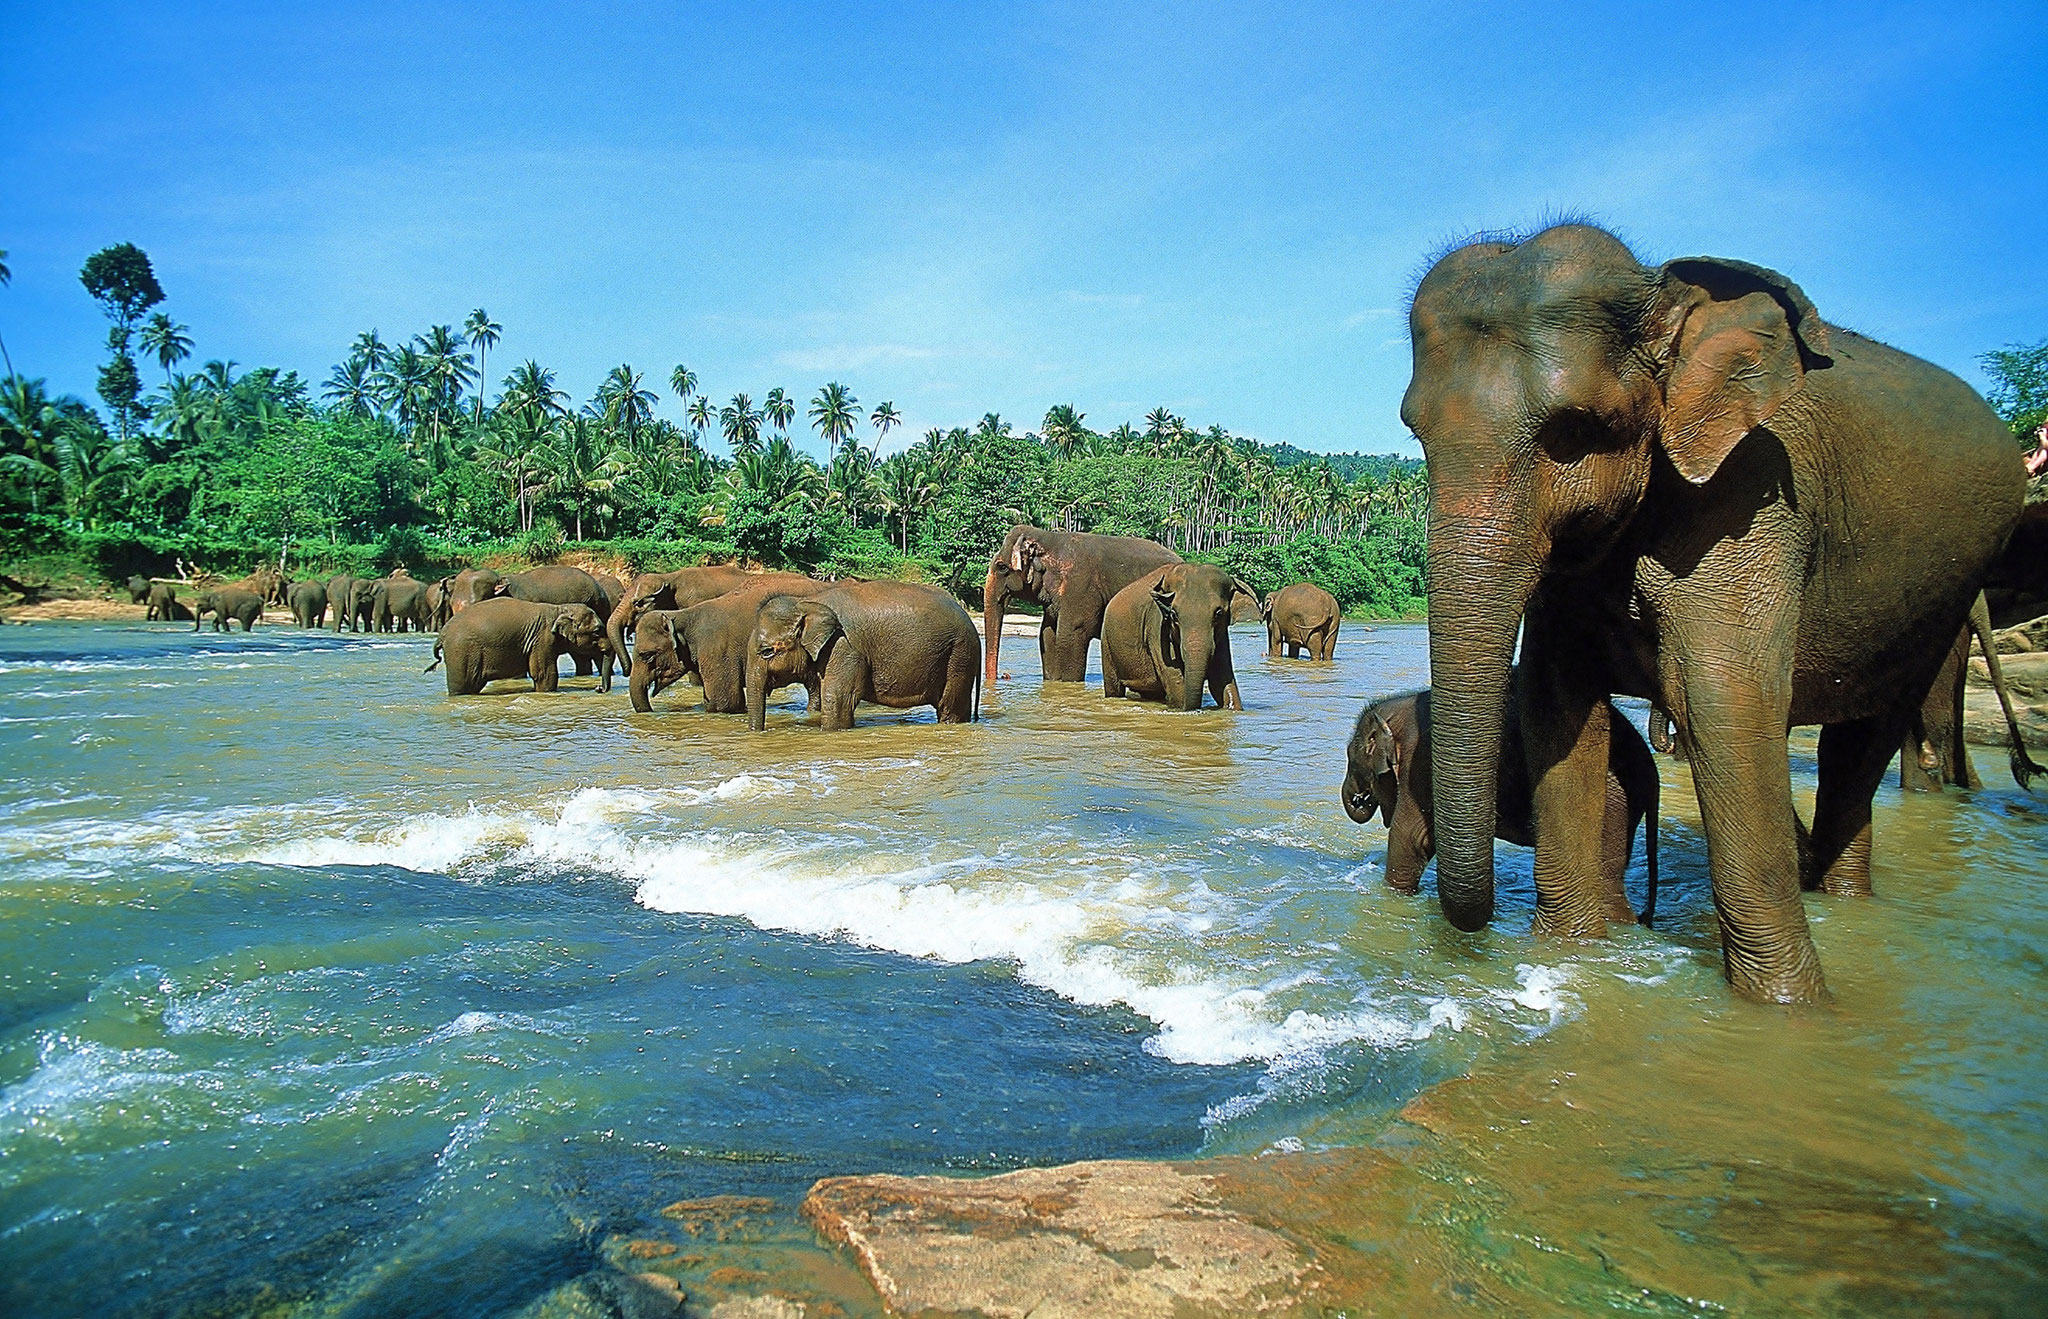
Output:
[1982, 339, 2048, 444]
[3, 245, 1436, 613]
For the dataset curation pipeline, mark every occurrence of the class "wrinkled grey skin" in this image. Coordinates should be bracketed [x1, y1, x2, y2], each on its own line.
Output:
[1261, 581, 1341, 661]
[491, 566, 618, 690]
[1406, 223, 2024, 1002]
[287, 580, 328, 628]
[193, 588, 263, 632]
[631, 581, 834, 714]
[373, 577, 429, 633]
[426, 598, 605, 696]
[746, 581, 980, 731]
[1340, 682, 1657, 925]
[1099, 564, 1259, 711]
[983, 526, 1182, 685]
[606, 565, 780, 671]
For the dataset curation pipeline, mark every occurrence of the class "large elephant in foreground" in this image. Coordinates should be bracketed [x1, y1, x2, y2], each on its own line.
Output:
[1404, 222, 2026, 1003]
[493, 566, 618, 689]
[1341, 682, 1657, 924]
[746, 581, 980, 730]
[629, 580, 834, 713]
[427, 598, 605, 696]
[1099, 564, 1258, 711]
[983, 526, 1180, 684]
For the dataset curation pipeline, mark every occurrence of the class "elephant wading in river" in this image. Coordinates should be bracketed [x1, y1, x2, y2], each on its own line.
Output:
[983, 526, 1181, 684]
[288, 581, 328, 628]
[427, 598, 605, 696]
[1342, 683, 1658, 924]
[1100, 564, 1259, 711]
[194, 588, 263, 632]
[492, 566, 620, 689]
[606, 564, 772, 669]
[373, 576, 429, 633]
[631, 580, 834, 713]
[145, 582, 187, 622]
[1404, 222, 2028, 1002]
[746, 581, 980, 730]
[327, 575, 359, 632]
[124, 574, 151, 604]
[1902, 592, 2043, 792]
[1263, 581, 1341, 661]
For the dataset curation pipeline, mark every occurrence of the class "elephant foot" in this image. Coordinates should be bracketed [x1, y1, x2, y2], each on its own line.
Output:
[1725, 950, 1831, 1006]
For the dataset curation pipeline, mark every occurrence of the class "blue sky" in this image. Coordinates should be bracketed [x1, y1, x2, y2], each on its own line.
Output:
[2, 1, 2043, 459]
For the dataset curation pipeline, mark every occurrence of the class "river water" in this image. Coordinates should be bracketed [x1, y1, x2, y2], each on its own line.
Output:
[0, 619, 2041, 1316]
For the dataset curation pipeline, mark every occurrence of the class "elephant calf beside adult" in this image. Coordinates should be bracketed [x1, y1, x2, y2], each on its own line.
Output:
[1342, 682, 1657, 924]
[631, 579, 834, 713]
[1403, 222, 2028, 1003]
[145, 582, 190, 622]
[746, 581, 980, 730]
[1100, 564, 1259, 711]
[488, 565, 622, 689]
[606, 564, 767, 669]
[983, 526, 1181, 684]
[427, 598, 606, 696]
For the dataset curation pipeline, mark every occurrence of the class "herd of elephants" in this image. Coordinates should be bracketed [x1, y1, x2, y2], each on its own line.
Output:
[117, 225, 2047, 1007]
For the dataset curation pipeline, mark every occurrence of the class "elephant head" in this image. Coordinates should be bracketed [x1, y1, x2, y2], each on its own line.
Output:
[747, 595, 839, 730]
[983, 526, 1059, 684]
[550, 604, 603, 654]
[1148, 564, 1256, 710]
[1402, 223, 1832, 931]
[1341, 713, 1400, 824]
[628, 611, 690, 712]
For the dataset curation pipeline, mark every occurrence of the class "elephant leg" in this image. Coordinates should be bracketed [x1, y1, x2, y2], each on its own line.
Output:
[1597, 774, 1638, 925]
[1385, 798, 1429, 895]
[1517, 648, 1617, 940]
[572, 652, 594, 676]
[1102, 648, 1124, 699]
[531, 642, 561, 692]
[1047, 618, 1093, 683]
[1810, 711, 1914, 898]
[1267, 625, 1280, 658]
[1318, 628, 1337, 662]
[1675, 660, 1826, 1003]
[820, 652, 863, 730]
[1037, 614, 1056, 676]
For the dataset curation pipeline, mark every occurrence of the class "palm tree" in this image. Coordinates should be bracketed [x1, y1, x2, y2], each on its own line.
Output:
[1042, 404, 1086, 460]
[874, 452, 934, 551]
[138, 313, 193, 384]
[464, 310, 501, 425]
[764, 386, 796, 436]
[869, 401, 902, 448]
[351, 330, 389, 377]
[500, 359, 567, 420]
[720, 392, 761, 454]
[322, 354, 376, 418]
[687, 394, 714, 435]
[0, 376, 66, 512]
[597, 364, 658, 450]
[56, 421, 134, 528]
[975, 412, 1010, 439]
[809, 381, 859, 457]
[670, 363, 698, 407]
[546, 413, 623, 540]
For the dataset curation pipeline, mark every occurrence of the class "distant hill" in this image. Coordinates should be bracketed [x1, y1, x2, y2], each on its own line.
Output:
[1263, 442, 1424, 482]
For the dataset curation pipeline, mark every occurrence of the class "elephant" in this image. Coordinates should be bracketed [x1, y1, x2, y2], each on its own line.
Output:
[124, 574, 151, 604]
[589, 572, 624, 621]
[287, 580, 328, 629]
[145, 582, 189, 622]
[745, 581, 980, 730]
[1403, 222, 2027, 1002]
[1341, 682, 1658, 925]
[491, 566, 619, 689]
[449, 568, 502, 612]
[422, 578, 454, 631]
[369, 576, 429, 633]
[327, 575, 360, 632]
[630, 580, 834, 713]
[605, 564, 764, 667]
[426, 598, 606, 696]
[1262, 581, 1341, 660]
[193, 588, 263, 632]
[1902, 592, 2044, 792]
[1099, 564, 1259, 711]
[983, 526, 1182, 684]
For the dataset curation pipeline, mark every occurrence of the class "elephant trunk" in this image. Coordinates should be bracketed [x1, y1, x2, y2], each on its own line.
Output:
[606, 598, 635, 675]
[1423, 536, 1537, 933]
[745, 657, 769, 731]
[629, 656, 656, 712]
[1341, 767, 1378, 824]
[1174, 622, 1212, 711]
[982, 564, 1007, 685]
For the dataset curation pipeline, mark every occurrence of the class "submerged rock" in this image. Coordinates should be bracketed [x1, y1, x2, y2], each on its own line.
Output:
[802, 1157, 1347, 1317]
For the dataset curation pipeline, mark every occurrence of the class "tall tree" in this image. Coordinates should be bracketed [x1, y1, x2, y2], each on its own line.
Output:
[764, 386, 796, 436]
[870, 401, 902, 447]
[686, 393, 714, 435]
[809, 381, 859, 457]
[464, 309, 501, 425]
[721, 392, 762, 454]
[1982, 339, 2048, 444]
[596, 364, 658, 450]
[670, 363, 698, 407]
[78, 243, 165, 445]
[138, 313, 193, 384]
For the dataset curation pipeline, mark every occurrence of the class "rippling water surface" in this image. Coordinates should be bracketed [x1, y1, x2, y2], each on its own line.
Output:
[0, 619, 2043, 1315]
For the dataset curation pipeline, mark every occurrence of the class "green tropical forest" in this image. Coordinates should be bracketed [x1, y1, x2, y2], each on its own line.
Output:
[5, 242, 2044, 619]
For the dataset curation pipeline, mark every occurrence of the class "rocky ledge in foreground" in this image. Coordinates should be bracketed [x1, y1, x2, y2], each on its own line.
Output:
[801, 1152, 1393, 1318]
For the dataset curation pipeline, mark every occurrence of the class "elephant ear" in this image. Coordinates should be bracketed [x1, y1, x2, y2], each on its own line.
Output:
[1653, 257, 1833, 485]
[1149, 576, 1177, 621]
[550, 608, 579, 638]
[1230, 578, 1261, 614]
[1368, 715, 1400, 780]
[795, 602, 842, 661]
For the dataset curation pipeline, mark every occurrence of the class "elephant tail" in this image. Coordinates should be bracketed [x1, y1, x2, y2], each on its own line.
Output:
[424, 639, 443, 674]
[972, 668, 982, 722]
[1639, 784, 1658, 928]
[1968, 593, 2044, 791]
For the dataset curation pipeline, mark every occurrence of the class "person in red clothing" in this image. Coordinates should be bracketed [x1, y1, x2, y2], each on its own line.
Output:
[2027, 423, 2048, 477]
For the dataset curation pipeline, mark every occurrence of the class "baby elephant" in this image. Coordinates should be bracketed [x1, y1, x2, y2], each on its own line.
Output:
[1262, 580, 1340, 660]
[746, 581, 980, 730]
[193, 588, 263, 632]
[426, 597, 605, 696]
[1341, 684, 1658, 924]
[1101, 564, 1260, 710]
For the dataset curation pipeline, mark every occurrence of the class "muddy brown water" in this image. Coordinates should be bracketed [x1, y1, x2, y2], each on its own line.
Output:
[0, 619, 2041, 1315]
